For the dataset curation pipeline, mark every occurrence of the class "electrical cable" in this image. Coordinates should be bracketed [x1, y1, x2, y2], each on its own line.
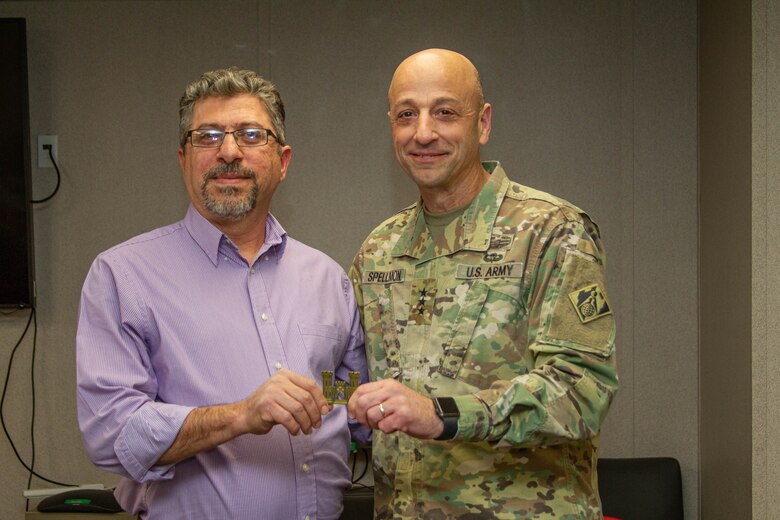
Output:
[0, 307, 76, 487]
[32, 146, 61, 204]
[355, 447, 370, 483]
[25, 308, 39, 511]
[350, 447, 358, 482]
[351, 447, 370, 486]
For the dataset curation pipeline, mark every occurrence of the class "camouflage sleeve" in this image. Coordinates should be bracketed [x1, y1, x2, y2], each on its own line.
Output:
[453, 215, 618, 447]
[348, 250, 366, 328]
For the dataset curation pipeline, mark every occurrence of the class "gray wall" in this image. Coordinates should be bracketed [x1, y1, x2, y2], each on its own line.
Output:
[0, 1, 699, 519]
[752, 0, 780, 519]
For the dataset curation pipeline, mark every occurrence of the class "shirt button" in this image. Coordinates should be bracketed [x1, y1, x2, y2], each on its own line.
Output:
[304, 516, 311, 520]
[274, 362, 282, 370]
[261, 313, 268, 321]
[250, 268, 255, 273]
[302, 463, 310, 473]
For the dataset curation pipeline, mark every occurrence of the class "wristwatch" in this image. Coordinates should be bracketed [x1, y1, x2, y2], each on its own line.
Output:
[432, 397, 459, 441]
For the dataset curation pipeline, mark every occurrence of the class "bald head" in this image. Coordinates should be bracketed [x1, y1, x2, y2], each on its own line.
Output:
[389, 49, 485, 110]
[386, 49, 493, 210]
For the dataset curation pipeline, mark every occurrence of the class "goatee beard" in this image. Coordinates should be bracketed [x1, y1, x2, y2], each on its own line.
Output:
[200, 163, 258, 220]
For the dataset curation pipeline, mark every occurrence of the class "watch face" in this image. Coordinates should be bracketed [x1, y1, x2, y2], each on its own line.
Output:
[436, 397, 459, 417]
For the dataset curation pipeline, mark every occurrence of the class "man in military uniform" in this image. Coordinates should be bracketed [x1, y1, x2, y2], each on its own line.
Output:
[347, 49, 618, 519]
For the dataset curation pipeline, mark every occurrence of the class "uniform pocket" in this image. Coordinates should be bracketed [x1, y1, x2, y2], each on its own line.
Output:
[439, 281, 489, 378]
[437, 280, 529, 389]
[360, 286, 402, 380]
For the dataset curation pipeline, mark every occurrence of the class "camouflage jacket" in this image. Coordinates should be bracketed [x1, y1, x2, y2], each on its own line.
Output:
[349, 162, 618, 520]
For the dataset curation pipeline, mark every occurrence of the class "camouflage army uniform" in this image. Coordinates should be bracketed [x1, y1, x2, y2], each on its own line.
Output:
[349, 162, 618, 519]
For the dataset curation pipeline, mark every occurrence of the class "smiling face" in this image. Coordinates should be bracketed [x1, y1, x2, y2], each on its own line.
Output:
[178, 93, 291, 227]
[388, 49, 491, 205]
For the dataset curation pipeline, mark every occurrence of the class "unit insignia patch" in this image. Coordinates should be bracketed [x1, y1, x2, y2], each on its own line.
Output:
[568, 283, 612, 324]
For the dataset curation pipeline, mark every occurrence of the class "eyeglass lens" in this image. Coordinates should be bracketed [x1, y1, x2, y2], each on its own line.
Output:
[190, 128, 270, 147]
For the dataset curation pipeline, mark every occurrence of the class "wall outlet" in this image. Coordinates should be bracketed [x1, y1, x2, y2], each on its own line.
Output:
[38, 135, 58, 168]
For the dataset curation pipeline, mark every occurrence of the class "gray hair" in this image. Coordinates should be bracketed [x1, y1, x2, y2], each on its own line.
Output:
[178, 67, 286, 149]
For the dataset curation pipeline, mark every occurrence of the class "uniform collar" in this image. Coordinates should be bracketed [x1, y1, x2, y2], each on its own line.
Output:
[392, 161, 509, 260]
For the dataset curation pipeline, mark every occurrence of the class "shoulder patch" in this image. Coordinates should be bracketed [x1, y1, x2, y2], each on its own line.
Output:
[568, 283, 612, 323]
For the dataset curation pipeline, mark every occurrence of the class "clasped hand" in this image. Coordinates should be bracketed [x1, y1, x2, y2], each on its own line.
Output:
[347, 379, 444, 440]
[240, 369, 331, 436]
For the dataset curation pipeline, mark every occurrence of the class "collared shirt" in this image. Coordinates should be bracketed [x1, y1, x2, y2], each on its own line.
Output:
[350, 162, 618, 519]
[77, 205, 366, 520]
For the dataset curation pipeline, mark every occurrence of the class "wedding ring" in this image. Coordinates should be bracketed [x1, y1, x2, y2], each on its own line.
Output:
[379, 402, 386, 417]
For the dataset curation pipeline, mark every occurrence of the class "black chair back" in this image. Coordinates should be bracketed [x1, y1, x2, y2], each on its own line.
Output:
[598, 457, 684, 520]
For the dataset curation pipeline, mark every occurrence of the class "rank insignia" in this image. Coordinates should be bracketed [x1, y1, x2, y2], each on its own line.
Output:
[568, 283, 612, 324]
[322, 371, 361, 405]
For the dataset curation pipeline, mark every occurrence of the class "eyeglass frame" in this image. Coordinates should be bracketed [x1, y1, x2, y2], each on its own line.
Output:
[182, 127, 280, 148]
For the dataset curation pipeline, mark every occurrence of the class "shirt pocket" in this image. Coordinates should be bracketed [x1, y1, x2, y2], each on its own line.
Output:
[298, 323, 345, 377]
[437, 280, 529, 389]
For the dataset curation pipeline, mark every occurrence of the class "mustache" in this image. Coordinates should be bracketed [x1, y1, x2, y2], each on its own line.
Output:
[203, 163, 256, 181]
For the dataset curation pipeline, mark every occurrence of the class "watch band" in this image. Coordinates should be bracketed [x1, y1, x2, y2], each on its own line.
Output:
[432, 397, 459, 441]
[435, 416, 458, 441]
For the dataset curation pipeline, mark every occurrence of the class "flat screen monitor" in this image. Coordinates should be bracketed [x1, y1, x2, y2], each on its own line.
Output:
[0, 18, 35, 308]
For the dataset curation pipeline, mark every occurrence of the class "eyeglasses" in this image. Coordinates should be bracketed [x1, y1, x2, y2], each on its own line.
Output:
[184, 127, 279, 148]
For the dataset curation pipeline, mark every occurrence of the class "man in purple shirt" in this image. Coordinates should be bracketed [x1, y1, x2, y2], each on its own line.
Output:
[76, 68, 367, 520]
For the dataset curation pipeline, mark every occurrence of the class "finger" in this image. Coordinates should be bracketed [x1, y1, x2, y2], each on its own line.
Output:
[262, 401, 301, 436]
[363, 379, 400, 405]
[362, 403, 377, 430]
[258, 378, 321, 434]
[347, 385, 368, 420]
[277, 384, 326, 433]
[278, 370, 330, 414]
[348, 393, 369, 428]
[352, 389, 385, 427]
[372, 402, 391, 430]
[377, 415, 400, 434]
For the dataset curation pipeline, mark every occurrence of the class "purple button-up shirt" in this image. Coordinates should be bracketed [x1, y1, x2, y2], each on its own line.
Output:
[77, 205, 367, 520]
